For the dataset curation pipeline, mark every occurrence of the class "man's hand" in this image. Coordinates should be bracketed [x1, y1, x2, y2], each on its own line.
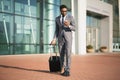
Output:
[64, 20, 70, 27]
[50, 39, 56, 45]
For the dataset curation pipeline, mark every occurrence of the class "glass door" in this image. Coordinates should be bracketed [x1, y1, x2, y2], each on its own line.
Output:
[86, 28, 99, 51]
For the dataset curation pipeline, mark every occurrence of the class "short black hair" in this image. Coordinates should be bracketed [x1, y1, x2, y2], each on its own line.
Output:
[60, 5, 67, 10]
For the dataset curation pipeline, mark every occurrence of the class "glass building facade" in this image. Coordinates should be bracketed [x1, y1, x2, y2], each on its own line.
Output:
[0, 0, 61, 55]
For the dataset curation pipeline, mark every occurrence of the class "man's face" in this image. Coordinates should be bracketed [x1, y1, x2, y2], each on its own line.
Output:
[60, 8, 67, 16]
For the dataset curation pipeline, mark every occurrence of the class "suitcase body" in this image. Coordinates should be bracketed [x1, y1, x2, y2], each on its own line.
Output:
[49, 56, 62, 72]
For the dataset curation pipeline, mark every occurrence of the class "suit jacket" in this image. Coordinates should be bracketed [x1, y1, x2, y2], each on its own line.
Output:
[54, 14, 76, 45]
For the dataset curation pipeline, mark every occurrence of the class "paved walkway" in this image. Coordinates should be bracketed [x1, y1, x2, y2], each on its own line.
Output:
[0, 53, 120, 80]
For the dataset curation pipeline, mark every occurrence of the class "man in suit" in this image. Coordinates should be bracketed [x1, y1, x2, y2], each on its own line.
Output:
[50, 5, 75, 76]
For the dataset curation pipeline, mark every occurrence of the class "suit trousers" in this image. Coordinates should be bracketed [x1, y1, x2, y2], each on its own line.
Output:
[58, 30, 72, 72]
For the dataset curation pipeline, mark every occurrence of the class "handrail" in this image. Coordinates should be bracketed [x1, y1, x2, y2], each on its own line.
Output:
[113, 43, 120, 52]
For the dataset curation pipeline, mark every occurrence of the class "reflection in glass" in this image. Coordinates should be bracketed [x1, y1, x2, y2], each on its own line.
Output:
[15, 44, 36, 54]
[87, 16, 100, 28]
[43, 20, 55, 53]
[0, 13, 13, 54]
[0, 0, 61, 55]
[0, 0, 13, 13]
[44, 3, 59, 20]
[15, 0, 38, 17]
[15, 16, 39, 44]
[45, 0, 60, 5]
[42, 2, 60, 53]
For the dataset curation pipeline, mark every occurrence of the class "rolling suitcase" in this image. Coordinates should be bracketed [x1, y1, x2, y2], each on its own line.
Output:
[49, 45, 62, 72]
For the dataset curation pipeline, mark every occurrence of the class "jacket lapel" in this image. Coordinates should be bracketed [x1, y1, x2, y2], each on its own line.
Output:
[56, 16, 61, 26]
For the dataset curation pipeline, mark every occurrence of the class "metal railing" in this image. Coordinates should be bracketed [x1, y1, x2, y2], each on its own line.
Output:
[113, 43, 120, 52]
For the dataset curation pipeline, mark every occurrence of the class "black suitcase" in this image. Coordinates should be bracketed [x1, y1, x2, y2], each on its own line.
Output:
[49, 56, 62, 72]
[48, 46, 62, 72]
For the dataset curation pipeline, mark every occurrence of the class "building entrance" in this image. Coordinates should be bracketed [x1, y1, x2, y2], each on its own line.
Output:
[86, 28, 100, 52]
[86, 15, 101, 52]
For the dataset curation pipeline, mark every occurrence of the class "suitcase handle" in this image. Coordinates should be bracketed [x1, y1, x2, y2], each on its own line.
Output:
[49, 45, 58, 58]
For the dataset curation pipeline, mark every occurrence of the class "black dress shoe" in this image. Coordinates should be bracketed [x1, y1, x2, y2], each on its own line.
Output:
[61, 71, 70, 76]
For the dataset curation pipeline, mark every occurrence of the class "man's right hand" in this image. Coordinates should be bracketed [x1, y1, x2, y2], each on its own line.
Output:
[50, 39, 56, 45]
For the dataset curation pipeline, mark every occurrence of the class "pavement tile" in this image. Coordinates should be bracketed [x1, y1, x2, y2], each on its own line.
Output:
[0, 53, 120, 80]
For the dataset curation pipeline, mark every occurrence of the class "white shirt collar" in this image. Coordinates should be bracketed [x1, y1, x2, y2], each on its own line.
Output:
[60, 15, 67, 24]
[60, 15, 67, 18]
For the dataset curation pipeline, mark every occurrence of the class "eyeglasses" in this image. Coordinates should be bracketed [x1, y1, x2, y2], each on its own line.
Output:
[61, 11, 67, 12]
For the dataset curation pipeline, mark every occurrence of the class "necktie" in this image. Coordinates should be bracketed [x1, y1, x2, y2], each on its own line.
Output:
[62, 16, 64, 27]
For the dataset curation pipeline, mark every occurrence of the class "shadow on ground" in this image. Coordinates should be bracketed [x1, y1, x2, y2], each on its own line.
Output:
[0, 64, 61, 75]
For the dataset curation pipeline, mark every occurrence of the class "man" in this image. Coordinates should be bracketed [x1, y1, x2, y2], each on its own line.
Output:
[50, 5, 75, 76]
